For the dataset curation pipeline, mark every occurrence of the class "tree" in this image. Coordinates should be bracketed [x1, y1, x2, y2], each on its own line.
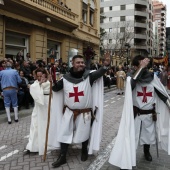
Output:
[101, 21, 134, 58]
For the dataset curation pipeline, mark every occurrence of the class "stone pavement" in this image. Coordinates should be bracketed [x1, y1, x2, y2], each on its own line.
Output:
[0, 88, 170, 170]
[101, 146, 170, 170]
[0, 90, 122, 170]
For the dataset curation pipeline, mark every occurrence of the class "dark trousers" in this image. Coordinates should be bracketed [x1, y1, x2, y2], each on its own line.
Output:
[60, 139, 89, 155]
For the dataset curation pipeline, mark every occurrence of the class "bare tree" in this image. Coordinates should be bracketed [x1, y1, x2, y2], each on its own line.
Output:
[101, 21, 134, 58]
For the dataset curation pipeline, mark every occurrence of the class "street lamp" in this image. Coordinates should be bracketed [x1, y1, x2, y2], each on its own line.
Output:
[125, 43, 131, 66]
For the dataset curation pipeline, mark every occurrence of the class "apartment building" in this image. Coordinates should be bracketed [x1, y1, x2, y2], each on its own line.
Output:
[166, 27, 170, 61]
[153, 0, 166, 57]
[0, 0, 100, 63]
[100, 0, 153, 65]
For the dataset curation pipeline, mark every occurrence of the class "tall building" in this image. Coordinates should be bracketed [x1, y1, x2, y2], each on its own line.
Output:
[153, 0, 166, 57]
[0, 0, 100, 62]
[166, 27, 170, 62]
[100, 0, 153, 65]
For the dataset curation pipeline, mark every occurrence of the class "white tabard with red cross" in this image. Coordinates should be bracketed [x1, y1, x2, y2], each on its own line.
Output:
[57, 77, 93, 144]
[132, 83, 156, 110]
[132, 82, 156, 146]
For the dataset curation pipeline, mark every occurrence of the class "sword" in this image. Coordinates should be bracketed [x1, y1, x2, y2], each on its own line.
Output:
[152, 103, 159, 158]
[154, 121, 159, 158]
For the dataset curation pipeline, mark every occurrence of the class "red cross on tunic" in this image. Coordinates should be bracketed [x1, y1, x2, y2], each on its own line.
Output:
[69, 87, 84, 102]
[137, 86, 152, 103]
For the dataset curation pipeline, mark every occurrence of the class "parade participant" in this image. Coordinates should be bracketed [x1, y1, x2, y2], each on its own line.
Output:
[109, 55, 170, 170]
[0, 61, 21, 124]
[160, 66, 168, 91]
[48, 54, 110, 168]
[24, 68, 51, 155]
[116, 66, 126, 95]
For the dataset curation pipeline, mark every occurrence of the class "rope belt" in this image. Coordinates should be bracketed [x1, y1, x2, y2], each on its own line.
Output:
[63, 105, 96, 122]
[133, 103, 157, 121]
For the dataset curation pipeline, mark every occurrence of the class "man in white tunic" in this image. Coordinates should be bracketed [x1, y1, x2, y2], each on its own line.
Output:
[109, 55, 170, 170]
[24, 68, 50, 155]
[50, 55, 110, 168]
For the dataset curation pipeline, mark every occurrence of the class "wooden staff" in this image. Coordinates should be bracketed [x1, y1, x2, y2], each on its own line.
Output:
[43, 80, 52, 161]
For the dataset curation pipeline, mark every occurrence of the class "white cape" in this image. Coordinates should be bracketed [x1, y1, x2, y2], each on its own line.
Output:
[109, 75, 170, 169]
[48, 77, 104, 154]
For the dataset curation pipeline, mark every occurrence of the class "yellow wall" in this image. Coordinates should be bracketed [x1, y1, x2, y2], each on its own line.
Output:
[0, 0, 100, 62]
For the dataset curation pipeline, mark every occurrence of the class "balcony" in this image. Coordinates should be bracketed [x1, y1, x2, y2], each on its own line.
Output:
[135, 0, 148, 6]
[135, 11, 147, 18]
[6, 0, 79, 29]
[134, 45, 147, 50]
[161, 18, 165, 21]
[161, 21, 165, 26]
[135, 34, 147, 39]
[161, 11, 165, 16]
[134, 22, 147, 28]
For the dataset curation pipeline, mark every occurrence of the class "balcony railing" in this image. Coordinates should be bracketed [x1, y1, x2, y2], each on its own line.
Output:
[18, 0, 78, 22]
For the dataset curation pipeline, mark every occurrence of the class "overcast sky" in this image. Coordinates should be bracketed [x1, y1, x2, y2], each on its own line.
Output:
[160, 0, 170, 27]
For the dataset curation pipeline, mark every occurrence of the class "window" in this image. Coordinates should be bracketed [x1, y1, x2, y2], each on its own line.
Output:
[5, 31, 29, 60]
[109, 39, 112, 43]
[120, 27, 125, 32]
[109, 17, 112, 21]
[120, 16, 125, 21]
[109, 6, 112, 10]
[90, 8, 94, 26]
[82, 2, 87, 23]
[121, 5, 126, 10]
[47, 40, 61, 61]
[109, 28, 112, 32]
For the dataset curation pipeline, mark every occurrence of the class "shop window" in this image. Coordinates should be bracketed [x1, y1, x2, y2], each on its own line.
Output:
[5, 31, 29, 60]
[47, 40, 60, 64]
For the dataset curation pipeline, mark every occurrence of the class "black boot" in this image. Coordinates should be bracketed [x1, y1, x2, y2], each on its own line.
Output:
[81, 140, 88, 161]
[52, 154, 66, 168]
[52, 143, 68, 168]
[143, 144, 152, 161]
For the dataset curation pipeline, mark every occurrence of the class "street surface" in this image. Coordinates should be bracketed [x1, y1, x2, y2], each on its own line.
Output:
[0, 89, 170, 170]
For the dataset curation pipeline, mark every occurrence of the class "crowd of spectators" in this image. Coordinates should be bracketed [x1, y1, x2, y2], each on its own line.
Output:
[0, 55, 69, 110]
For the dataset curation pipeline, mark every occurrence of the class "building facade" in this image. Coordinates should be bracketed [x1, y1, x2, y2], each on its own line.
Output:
[0, 0, 100, 63]
[100, 0, 153, 66]
[153, 0, 166, 57]
[166, 27, 170, 63]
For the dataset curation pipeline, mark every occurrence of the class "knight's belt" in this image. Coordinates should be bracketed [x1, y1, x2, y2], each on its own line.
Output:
[133, 106, 155, 115]
[133, 105, 157, 121]
[63, 105, 94, 121]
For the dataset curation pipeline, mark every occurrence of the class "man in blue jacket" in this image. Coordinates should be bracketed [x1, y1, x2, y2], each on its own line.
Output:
[0, 60, 22, 124]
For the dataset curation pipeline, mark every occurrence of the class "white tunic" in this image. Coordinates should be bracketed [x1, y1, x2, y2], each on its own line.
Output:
[48, 74, 104, 154]
[58, 77, 93, 144]
[133, 83, 156, 146]
[26, 80, 50, 155]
